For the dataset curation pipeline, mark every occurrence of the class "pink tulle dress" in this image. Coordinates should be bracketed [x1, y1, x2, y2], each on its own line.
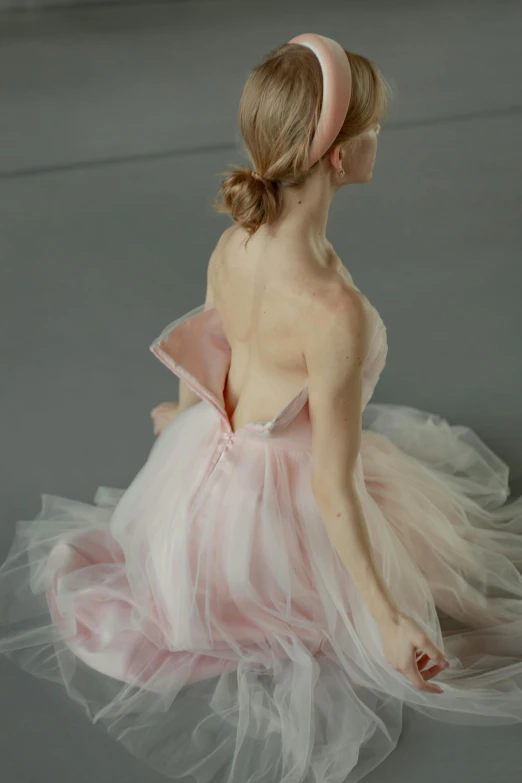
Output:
[1, 298, 522, 783]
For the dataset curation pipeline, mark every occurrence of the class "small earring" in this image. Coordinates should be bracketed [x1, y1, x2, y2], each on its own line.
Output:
[339, 169, 345, 177]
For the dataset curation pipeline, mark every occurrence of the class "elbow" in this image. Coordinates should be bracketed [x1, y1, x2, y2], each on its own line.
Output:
[311, 471, 358, 508]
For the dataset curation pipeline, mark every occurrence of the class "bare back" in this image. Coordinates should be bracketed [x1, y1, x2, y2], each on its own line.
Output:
[210, 225, 367, 433]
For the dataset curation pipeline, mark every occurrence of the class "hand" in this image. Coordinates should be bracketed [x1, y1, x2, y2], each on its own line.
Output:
[150, 401, 181, 435]
[377, 611, 450, 694]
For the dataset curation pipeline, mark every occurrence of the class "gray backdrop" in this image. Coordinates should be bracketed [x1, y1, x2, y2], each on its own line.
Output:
[1, 1, 521, 781]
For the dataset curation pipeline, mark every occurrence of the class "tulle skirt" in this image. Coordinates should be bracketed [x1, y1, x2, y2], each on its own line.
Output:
[1, 401, 522, 783]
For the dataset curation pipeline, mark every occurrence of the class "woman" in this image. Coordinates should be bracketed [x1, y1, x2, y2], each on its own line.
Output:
[1, 33, 522, 783]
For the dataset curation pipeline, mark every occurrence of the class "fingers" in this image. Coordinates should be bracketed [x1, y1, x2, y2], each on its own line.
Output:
[151, 409, 179, 435]
[151, 402, 177, 436]
[151, 402, 178, 415]
[402, 637, 452, 692]
[420, 637, 449, 670]
[415, 653, 444, 680]
[411, 635, 450, 690]
[420, 664, 444, 682]
[403, 653, 443, 694]
[152, 415, 167, 435]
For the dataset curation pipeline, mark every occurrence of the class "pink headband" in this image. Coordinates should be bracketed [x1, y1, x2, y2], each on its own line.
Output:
[288, 33, 352, 169]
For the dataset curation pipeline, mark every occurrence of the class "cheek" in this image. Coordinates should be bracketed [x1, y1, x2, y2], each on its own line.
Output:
[365, 137, 378, 164]
[355, 139, 375, 170]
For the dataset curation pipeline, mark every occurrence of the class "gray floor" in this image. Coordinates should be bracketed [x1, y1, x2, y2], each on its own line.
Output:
[1, 1, 522, 781]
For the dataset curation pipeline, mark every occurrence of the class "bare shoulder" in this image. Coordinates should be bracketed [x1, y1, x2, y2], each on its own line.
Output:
[302, 282, 372, 375]
[207, 225, 236, 279]
[216, 224, 239, 253]
[210, 225, 234, 259]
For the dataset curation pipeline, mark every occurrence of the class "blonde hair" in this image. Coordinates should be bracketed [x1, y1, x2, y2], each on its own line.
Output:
[213, 42, 393, 242]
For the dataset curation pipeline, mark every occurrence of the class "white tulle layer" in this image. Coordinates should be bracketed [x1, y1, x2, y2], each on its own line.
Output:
[1, 402, 522, 783]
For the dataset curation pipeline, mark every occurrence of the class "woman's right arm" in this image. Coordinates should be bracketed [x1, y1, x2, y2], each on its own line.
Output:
[304, 285, 399, 622]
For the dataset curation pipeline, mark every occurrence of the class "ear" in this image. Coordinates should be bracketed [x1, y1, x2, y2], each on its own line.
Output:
[328, 142, 344, 171]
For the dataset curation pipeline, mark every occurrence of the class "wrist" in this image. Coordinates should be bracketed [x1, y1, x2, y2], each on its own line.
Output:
[367, 595, 401, 624]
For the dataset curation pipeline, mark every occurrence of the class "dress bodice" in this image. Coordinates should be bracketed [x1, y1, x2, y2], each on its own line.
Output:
[150, 301, 388, 437]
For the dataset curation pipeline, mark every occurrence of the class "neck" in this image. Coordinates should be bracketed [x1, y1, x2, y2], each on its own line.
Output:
[268, 164, 340, 246]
